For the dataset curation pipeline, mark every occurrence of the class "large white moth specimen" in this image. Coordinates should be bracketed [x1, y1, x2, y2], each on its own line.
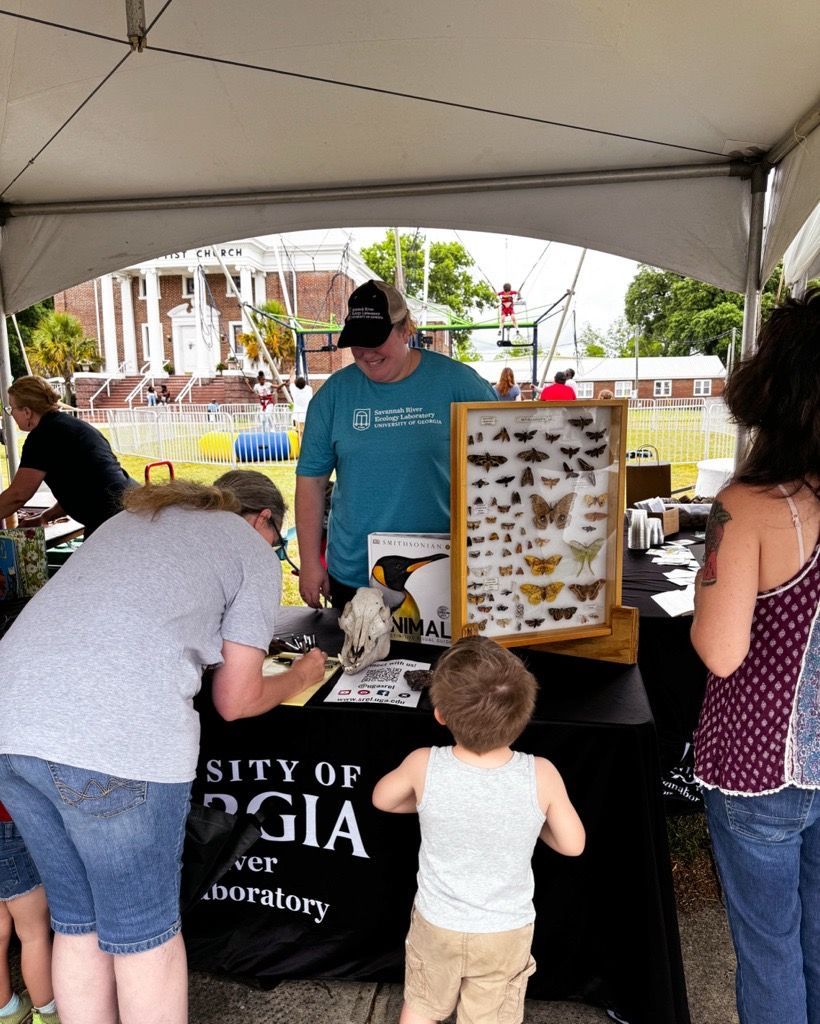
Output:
[338, 587, 392, 673]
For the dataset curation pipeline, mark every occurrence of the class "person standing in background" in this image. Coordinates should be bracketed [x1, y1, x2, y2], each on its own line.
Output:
[492, 367, 521, 401]
[539, 372, 577, 401]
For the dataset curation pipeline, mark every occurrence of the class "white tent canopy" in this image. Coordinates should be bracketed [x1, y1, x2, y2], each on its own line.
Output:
[0, 0, 818, 313]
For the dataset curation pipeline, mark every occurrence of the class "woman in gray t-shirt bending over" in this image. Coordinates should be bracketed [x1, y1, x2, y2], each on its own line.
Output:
[0, 470, 326, 1024]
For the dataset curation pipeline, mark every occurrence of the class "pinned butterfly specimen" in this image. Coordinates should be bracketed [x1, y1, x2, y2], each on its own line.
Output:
[585, 494, 607, 507]
[562, 462, 579, 478]
[477, 605, 493, 613]
[585, 445, 607, 458]
[568, 579, 606, 601]
[584, 512, 608, 521]
[467, 592, 492, 604]
[496, 475, 515, 486]
[518, 448, 550, 463]
[511, 491, 521, 504]
[499, 565, 513, 576]
[544, 432, 561, 443]
[560, 446, 580, 458]
[525, 617, 545, 628]
[568, 538, 605, 576]
[530, 492, 576, 530]
[541, 477, 559, 489]
[549, 607, 577, 621]
[576, 457, 596, 485]
[468, 453, 508, 473]
[493, 427, 510, 442]
[473, 479, 490, 488]
[581, 526, 596, 532]
[520, 582, 565, 604]
[585, 429, 606, 441]
[524, 554, 562, 575]
[567, 416, 593, 428]
[520, 466, 534, 487]
[496, 618, 512, 628]
[514, 429, 537, 441]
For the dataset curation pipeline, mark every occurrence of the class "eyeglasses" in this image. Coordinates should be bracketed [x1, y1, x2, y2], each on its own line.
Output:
[271, 526, 289, 561]
[2, 404, 12, 415]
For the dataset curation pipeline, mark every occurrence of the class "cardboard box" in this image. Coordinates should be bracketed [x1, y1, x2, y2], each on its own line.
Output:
[648, 507, 680, 537]
[367, 533, 451, 646]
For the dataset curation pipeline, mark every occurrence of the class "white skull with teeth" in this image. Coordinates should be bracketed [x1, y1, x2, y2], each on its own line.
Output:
[338, 587, 392, 673]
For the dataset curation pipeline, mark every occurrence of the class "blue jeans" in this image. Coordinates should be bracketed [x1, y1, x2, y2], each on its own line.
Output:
[0, 754, 190, 954]
[704, 786, 820, 1024]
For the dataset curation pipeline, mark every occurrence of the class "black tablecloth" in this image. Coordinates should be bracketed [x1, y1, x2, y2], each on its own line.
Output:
[622, 535, 708, 785]
[185, 609, 689, 1024]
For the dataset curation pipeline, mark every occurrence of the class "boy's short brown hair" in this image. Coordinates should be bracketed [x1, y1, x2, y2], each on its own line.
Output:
[430, 636, 537, 754]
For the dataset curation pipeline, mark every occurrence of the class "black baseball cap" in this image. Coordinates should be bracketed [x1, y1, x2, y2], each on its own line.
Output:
[337, 280, 409, 349]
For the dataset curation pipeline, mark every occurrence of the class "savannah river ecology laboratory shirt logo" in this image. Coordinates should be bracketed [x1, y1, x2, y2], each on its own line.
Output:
[352, 409, 371, 431]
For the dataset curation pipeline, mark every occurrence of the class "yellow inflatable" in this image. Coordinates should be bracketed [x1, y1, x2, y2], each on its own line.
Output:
[287, 428, 300, 459]
[199, 432, 235, 461]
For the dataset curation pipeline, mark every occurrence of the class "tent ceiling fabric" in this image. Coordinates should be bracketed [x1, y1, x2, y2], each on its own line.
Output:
[0, 0, 819, 311]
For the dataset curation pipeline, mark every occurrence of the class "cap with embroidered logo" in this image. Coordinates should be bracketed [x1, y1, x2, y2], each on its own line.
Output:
[337, 280, 409, 349]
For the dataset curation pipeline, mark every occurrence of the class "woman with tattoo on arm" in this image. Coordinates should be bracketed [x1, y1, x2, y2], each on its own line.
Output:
[690, 288, 820, 1024]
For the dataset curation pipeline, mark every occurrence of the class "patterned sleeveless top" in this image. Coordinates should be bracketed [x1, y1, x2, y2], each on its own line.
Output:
[695, 495, 820, 796]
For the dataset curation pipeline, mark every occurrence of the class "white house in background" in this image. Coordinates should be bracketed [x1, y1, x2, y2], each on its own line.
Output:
[574, 355, 726, 400]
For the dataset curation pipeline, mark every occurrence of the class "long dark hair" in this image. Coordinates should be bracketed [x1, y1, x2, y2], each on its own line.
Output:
[725, 287, 820, 495]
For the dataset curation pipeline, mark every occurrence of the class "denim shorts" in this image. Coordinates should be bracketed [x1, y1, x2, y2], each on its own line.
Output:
[0, 754, 191, 954]
[0, 820, 42, 901]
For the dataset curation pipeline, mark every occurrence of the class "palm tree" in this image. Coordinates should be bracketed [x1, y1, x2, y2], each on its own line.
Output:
[28, 311, 100, 401]
[252, 300, 295, 372]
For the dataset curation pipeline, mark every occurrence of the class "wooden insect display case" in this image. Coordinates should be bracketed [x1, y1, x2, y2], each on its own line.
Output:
[451, 400, 629, 651]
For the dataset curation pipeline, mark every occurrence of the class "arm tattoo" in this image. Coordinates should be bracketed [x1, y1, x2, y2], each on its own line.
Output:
[701, 499, 732, 586]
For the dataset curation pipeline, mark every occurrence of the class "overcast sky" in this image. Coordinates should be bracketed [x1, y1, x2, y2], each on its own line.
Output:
[278, 227, 639, 358]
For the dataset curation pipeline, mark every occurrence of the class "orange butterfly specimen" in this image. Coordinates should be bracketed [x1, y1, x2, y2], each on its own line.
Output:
[520, 582, 564, 605]
[467, 453, 508, 472]
[584, 512, 608, 521]
[530, 492, 576, 530]
[568, 579, 607, 601]
[520, 466, 534, 487]
[524, 554, 562, 576]
[584, 494, 607, 507]
[499, 565, 513, 576]
[541, 477, 559, 488]
[549, 606, 577, 621]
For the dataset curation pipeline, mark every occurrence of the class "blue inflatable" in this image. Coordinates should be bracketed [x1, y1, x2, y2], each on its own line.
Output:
[234, 430, 291, 463]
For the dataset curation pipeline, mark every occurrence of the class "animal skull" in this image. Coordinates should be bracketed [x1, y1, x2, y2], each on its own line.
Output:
[338, 587, 392, 673]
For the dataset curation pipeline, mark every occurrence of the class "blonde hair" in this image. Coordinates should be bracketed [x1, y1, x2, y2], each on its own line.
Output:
[496, 367, 516, 396]
[123, 470, 287, 523]
[8, 376, 61, 415]
[597, 389, 614, 400]
[430, 636, 537, 753]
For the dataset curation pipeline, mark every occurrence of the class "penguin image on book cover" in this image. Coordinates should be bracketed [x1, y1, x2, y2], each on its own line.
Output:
[368, 534, 452, 646]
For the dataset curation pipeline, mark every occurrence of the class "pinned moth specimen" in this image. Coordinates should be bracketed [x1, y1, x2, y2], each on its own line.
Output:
[524, 554, 562, 575]
[493, 427, 510, 442]
[520, 466, 534, 487]
[585, 494, 607, 507]
[485, 516, 497, 523]
[585, 445, 607, 458]
[530, 492, 576, 530]
[467, 453, 508, 473]
[526, 541, 533, 549]
[533, 537, 551, 547]
[496, 618, 512, 628]
[490, 497, 498, 506]
[473, 479, 490, 488]
[515, 568, 524, 575]
[567, 416, 593, 428]
[549, 606, 577, 621]
[477, 605, 493, 613]
[467, 435, 474, 446]
[503, 533, 512, 543]
[584, 512, 608, 521]
[581, 526, 596, 532]
[496, 475, 515, 486]
[475, 432, 483, 442]
[568, 538, 605, 575]
[501, 548, 512, 557]
[472, 535, 485, 543]
[560, 446, 580, 458]
[488, 532, 499, 541]
[586, 429, 606, 441]
[520, 581, 565, 604]
[500, 521, 515, 529]
[514, 429, 537, 441]
[541, 477, 559, 489]
[496, 603, 509, 611]
[515, 602, 526, 618]
[467, 519, 480, 529]
[562, 462, 579, 478]
[498, 505, 511, 513]
[467, 592, 493, 604]
[518, 448, 550, 463]
[568, 579, 606, 601]
[544, 432, 561, 443]
[499, 565, 513, 576]
[511, 491, 521, 504]
[515, 543, 523, 554]
[525, 617, 545, 628]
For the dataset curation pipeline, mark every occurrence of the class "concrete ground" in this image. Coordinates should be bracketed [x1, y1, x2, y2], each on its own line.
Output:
[184, 903, 738, 1024]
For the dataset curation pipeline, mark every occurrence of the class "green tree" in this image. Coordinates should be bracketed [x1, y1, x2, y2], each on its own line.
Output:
[252, 300, 295, 369]
[623, 264, 783, 362]
[360, 230, 497, 360]
[4, 299, 55, 378]
[28, 311, 100, 398]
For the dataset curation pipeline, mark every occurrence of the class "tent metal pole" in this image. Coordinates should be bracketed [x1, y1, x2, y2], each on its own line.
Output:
[765, 99, 820, 166]
[2, 161, 745, 219]
[538, 250, 586, 387]
[733, 165, 769, 470]
[0, 278, 20, 480]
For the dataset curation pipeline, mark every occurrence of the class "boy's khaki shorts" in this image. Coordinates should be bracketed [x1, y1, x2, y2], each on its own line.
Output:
[404, 907, 536, 1023]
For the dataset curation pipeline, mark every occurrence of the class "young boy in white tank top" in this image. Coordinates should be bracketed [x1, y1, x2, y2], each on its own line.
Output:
[373, 636, 585, 1024]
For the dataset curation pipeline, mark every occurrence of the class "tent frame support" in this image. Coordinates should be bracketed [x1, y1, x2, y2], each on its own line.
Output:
[0, 270, 20, 481]
[1, 160, 750, 221]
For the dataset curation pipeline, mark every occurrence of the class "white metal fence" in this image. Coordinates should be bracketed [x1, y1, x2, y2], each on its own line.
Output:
[71, 398, 737, 468]
[101, 405, 297, 466]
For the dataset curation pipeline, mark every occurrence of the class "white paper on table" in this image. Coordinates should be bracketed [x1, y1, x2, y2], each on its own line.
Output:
[664, 569, 699, 585]
[672, 538, 696, 546]
[652, 549, 699, 566]
[323, 658, 427, 707]
[651, 586, 695, 616]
